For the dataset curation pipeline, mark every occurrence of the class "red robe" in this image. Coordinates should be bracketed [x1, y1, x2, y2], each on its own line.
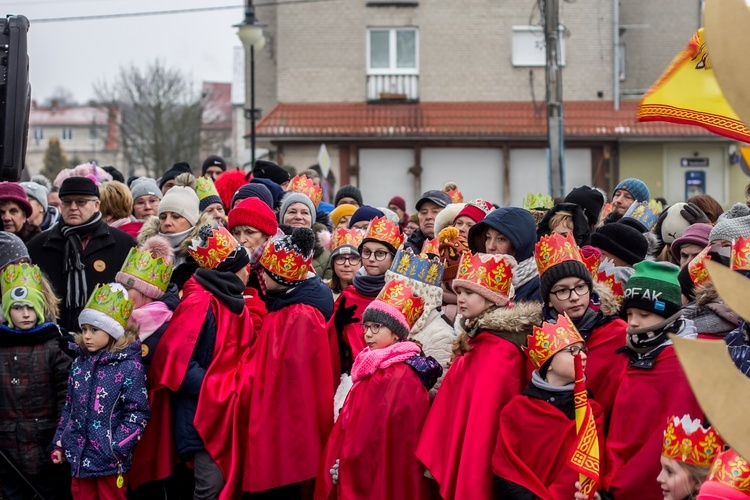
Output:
[327, 286, 375, 388]
[129, 277, 255, 500]
[584, 318, 628, 414]
[603, 345, 703, 500]
[245, 302, 334, 492]
[492, 394, 606, 500]
[315, 363, 432, 500]
[416, 333, 526, 500]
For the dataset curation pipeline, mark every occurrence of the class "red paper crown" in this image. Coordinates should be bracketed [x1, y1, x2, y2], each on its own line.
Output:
[289, 174, 322, 207]
[525, 313, 585, 368]
[363, 216, 405, 250]
[421, 237, 439, 257]
[534, 232, 585, 276]
[455, 251, 514, 299]
[581, 251, 602, 277]
[595, 270, 624, 299]
[259, 237, 312, 282]
[376, 279, 425, 330]
[332, 227, 363, 250]
[446, 189, 463, 203]
[731, 236, 750, 271]
[688, 246, 712, 288]
[705, 449, 750, 495]
[188, 226, 239, 270]
[662, 415, 725, 467]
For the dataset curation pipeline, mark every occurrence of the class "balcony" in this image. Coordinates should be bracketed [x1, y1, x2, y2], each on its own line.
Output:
[366, 74, 419, 102]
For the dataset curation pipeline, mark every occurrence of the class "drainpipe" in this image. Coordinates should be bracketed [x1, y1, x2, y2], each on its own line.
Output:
[613, 0, 619, 111]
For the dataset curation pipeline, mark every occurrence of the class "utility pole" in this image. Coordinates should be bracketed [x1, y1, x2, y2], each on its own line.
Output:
[545, 0, 564, 197]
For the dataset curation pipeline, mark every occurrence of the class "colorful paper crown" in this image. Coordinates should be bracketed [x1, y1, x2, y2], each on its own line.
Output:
[260, 236, 311, 282]
[731, 236, 750, 271]
[289, 175, 322, 208]
[595, 269, 625, 299]
[375, 279, 425, 330]
[195, 176, 221, 203]
[1, 263, 43, 296]
[84, 283, 133, 329]
[535, 232, 585, 276]
[421, 237, 439, 257]
[623, 201, 659, 232]
[454, 251, 514, 299]
[525, 313, 585, 368]
[688, 246, 713, 288]
[600, 202, 614, 220]
[188, 225, 239, 270]
[581, 250, 602, 277]
[363, 216, 405, 251]
[332, 227, 363, 251]
[705, 449, 750, 496]
[390, 247, 444, 287]
[446, 189, 463, 203]
[662, 415, 725, 467]
[523, 192, 554, 210]
[649, 199, 664, 216]
[118, 246, 174, 294]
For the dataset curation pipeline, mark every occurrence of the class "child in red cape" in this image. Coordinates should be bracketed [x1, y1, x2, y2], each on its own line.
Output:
[493, 313, 606, 499]
[316, 279, 442, 500]
[416, 251, 542, 500]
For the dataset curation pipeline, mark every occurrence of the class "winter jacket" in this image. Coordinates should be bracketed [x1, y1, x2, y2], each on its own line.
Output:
[313, 222, 333, 280]
[16, 221, 41, 243]
[0, 323, 71, 475]
[27, 217, 137, 331]
[725, 322, 750, 376]
[140, 283, 181, 369]
[53, 340, 149, 478]
[404, 228, 428, 254]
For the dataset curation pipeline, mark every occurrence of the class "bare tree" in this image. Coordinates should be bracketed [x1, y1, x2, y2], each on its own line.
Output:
[95, 60, 203, 178]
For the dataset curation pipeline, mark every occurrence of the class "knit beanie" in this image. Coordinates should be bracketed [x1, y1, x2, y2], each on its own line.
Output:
[102, 166, 125, 183]
[250, 177, 284, 210]
[20, 181, 48, 212]
[623, 261, 682, 318]
[252, 160, 291, 187]
[129, 177, 163, 202]
[1, 263, 45, 328]
[78, 283, 133, 340]
[671, 223, 712, 261]
[454, 199, 493, 225]
[260, 227, 315, 286]
[434, 203, 465, 237]
[279, 192, 317, 225]
[195, 176, 224, 212]
[348, 205, 384, 229]
[231, 183, 273, 210]
[362, 300, 410, 339]
[202, 155, 226, 176]
[388, 196, 406, 212]
[116, 236, 174, 300]
[709, 203, 750, 243]
[614, 178, 650, 203]
[539, 260, 593, 304]
[228, 197, 278, 237]
[564, 185, 605, 227]
[158, 180, 200, 226]
[330, 204, 357, 228]
[0, 232, 29, 270]
[658, 202, 692, 244]
[334, 185, 363, 207]
[590, 223, 648, 266]
[158, 162, 193, 189]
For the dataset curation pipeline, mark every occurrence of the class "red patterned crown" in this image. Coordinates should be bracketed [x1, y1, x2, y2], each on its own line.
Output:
[188, 225, 239, 270]
[363, 216, 405, 251]
[595, 269, 624, 299]
[525, 313, 585, 368]
[581, 248, 602, 277]
[259, 234, 312, 283]
[289, 174, 322, 208]
[332, 227, 363, 250]
[446, 189, 463, 203]
[453, 251, 515, 303]
[662, 415, 725, 467]
[731, 236, 750, 271]
[688, 246, 712, 288]
[534, 232, 585, 276]
[375, 279, 425, 330]
[705, 449, 750, 496]
[421, 237, 439, 257]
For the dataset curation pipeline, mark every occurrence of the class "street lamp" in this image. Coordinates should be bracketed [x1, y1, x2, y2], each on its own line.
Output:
[235, 1, 265, 170]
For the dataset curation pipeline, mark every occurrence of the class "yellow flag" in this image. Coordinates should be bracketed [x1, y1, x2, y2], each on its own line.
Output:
[638, 29, 750, 143]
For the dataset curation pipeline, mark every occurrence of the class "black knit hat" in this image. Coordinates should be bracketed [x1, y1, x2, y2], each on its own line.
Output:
[362, 308, 409, 339]
[590, 223, 648, 266]
[540, 261, 593, 303]
[252, 160, 291, 187]
[59, 177, 99, 198]
[159, 162, 193, 189]
[202, 155, 226, 176]
[564, 186, 605, 227]
[334, 185, 363, 207]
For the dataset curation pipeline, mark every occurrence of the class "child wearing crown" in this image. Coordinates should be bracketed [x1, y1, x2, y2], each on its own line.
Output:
[51, 283, 149, 499]
[316, 279, 442, 500]
[696, 448, 750, 499]
[416, 252, 543, 500]
[0, 262, 72, 499]
[493, 314, 606, 499]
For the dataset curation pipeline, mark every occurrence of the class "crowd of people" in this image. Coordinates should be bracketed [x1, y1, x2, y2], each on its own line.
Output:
[1, 156, 749, 500]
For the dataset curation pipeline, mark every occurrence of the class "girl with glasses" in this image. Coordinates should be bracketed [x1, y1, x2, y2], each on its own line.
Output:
[326, 228, 363, 301]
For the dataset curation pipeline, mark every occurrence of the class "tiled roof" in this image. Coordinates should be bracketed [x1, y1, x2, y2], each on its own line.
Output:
[256, 100, 718, 140]
[29, 105, 110, 126]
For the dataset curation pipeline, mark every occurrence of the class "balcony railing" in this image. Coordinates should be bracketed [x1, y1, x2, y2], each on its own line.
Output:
[366, 74, 419, 101]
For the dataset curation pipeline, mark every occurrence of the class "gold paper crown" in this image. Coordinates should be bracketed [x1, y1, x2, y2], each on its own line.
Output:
[363, 216, 405, 251]
[188, 225, 239, 270]
[332, 227, 363, 250]
[731, 236, 750, 271]
[525, 313, 585, 368]
[289, 175, 322, 208]
[1, 263, 43, 296]
[375, 279, 425, 330]
[688, 246, 713, 288]
[662, 415, 725, 467]
[534, 232, 585, 276]
[195, 176, 220, 202]
[421, 237, 439, 257]
[705, 449, 750, 496]
[523, 192, 554, 210]
[390, 247, 443, 287]
[84, 283, 133, 329]
[455, 251, 514, 298]
[446, 189, 463, 203]
[118, 246, 174, 293]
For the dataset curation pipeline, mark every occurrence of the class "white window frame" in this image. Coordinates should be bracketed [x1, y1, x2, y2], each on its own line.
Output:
[511, 25, 566, 67]
[33, 127, 43, 144]
[61, 127, 73, 142]
[366, 27, 419, 76]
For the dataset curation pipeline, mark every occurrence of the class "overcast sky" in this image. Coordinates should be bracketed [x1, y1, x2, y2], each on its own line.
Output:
[8, 0, 243, 104]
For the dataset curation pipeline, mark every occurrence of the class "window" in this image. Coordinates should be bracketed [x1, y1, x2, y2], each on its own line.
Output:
[33, 127, 43, 144]
[61, 127, 73, 142]
[367, 28, 418, 74]
[511, 25, 566, 67]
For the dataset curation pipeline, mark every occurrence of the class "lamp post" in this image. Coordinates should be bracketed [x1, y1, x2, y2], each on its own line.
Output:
[235, 1, 265, 169]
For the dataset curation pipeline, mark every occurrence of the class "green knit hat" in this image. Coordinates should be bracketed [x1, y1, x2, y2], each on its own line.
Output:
[623, 260, 682, 318]
[1, 263, 45, 328]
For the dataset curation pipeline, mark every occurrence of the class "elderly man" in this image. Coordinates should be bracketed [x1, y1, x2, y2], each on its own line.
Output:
[0, 182, 40, 242]
[27, 177, 136, 331]
[403, 189, 451, 253]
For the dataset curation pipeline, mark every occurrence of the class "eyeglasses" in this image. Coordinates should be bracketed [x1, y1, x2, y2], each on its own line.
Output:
[60, 198, 97, 207]
[361, 249, 390, 261]
[361, 322, 383, 334]
[550, 283, 590, 301]
[561, 345, 588, 356]
[334, 255, 361, 265]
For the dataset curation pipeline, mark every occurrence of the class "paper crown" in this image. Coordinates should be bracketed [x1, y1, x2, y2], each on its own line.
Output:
[535, 232, 585, 276]
[375, 279, 425, 330]
[595, 269, 625, 299]
[525, 313, 585, 369]
[188, 225, 239, 270]
[454, 251, 514, 299]
[446, 189, 463, 203]
[581, 251, 602, 277]
[332, 227, 363, 251]
[600, 202, 614, 220]
[623, 201, 659, 231]
[84, 283, 133, 329]
[649, 199, 665, 215]
[260, 235, 312, 282]
[688, 246, 713, 288]
[1, 263, 43, 296]
[390, 247, 444, 287]
[705, 449, 750, 496]
[118, 246, 174, 294]
[731, 236, 750, 271]
[523, 192, 554, 210]
[289, 174, 322, 208]
[662, 415, 725, 467]
[195, 176, 221, 202]
[421, 237, 439, 257]
[363, 216, 405, 251]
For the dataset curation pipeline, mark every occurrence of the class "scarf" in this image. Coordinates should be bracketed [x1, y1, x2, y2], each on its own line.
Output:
[512, 256, 538, 289]
[352, 268, 387, 297]
[684, 300, 739, 337]
[109, 217, 131, 228]
[159, 227, 194, 266]
[60, 212, 103, 310]
[129, 301, 174, 341]
[350, 341, 421, 383]
[626, 312, 694, 354]
[530, 370, 575, 393]
[543, 304, 601, 341]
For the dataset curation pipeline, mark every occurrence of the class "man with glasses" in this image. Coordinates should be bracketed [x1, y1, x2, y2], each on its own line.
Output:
[27, 177, 136, 331]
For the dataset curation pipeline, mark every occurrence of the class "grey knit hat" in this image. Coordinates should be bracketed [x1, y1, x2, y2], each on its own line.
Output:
[130, 177, 163, 202]
[279, 192, 317, 225]
[19, 181, 48, 212]
[0, 232, 30, 270]
[709, 203, 750, 243]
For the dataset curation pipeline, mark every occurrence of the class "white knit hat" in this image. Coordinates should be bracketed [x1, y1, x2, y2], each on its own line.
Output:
[158, 185, 200, 225]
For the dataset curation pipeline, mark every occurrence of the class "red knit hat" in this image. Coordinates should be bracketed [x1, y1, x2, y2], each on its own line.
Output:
[227, 197, 278, 237]
[454, 199, 493, 224]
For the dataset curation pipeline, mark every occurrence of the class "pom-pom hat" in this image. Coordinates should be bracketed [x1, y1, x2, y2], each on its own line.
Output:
[1, 263, 45, 328]
[525, 313, 585, 369]
[452, 251, 516, 306]
[362, 279, 425, 339]
[78, 283, 133, 340]
[662, 415, 725, 467]
[116, 236, 175, 300]
[260, 227, 315, 286]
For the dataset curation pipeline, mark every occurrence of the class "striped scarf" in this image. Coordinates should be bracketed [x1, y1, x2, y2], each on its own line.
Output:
[60, 212, 103, 310]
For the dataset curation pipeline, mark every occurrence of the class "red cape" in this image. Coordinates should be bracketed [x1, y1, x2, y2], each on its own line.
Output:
[585, 318, 628, 414]
[416, 333, 526, 500]
[245, 302, 334, 492]
[492, 394, 606, 500]
[315, 363, 432, 500]
[327, 286, 375, 389]
[603, 345, 703, 500]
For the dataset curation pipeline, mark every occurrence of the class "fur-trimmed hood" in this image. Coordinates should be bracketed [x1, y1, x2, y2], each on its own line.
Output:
[695, 282, 719, 307]
[466, 301, 543, 348]
[593, 281, 621, 317]
[137, 212, 215, 256]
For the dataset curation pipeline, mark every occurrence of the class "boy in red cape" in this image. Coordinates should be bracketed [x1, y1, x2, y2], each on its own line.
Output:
[416, 251, 542, 499]
[316, 279, 443, 500]
[246, 227, 335, 496]
[128, 224, 256, 499]
[493, 313, 606, 499]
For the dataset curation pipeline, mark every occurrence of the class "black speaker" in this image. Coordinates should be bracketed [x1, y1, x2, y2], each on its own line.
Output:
[0, 15, 30, 182]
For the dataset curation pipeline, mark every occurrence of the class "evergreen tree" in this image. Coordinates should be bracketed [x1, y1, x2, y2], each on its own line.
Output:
[41, 137, 68, 179]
